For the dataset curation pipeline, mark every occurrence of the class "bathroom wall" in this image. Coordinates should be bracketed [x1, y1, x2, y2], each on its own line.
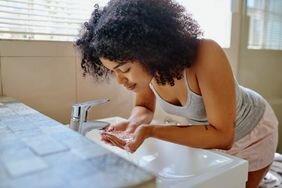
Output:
[0, 40, 133, 124]
[0, 55, 2, 96]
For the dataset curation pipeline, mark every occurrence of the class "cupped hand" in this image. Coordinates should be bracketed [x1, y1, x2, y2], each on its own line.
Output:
[124, 124, 151, 153]
[100, 131, 132, 149]
[100, 124, 152, 153]
[106, 120, 129, 132]
[100, 132, 128, 149]
[106, 120, 138, 133]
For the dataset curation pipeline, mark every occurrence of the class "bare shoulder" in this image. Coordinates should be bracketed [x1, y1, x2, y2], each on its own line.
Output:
[194, 39, 231, 75]
[197, 39, 227, 61]
[199, 39, 223, 52]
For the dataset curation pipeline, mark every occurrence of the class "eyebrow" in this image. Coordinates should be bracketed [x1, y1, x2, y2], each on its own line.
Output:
[113, 62, 127, 70]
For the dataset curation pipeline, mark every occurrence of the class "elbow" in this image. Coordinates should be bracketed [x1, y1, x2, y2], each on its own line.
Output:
[215, 127, 234, 150]
[219, 131, 234, 150]
[208, 123, 235, 150]
[220, 140, 233, 150]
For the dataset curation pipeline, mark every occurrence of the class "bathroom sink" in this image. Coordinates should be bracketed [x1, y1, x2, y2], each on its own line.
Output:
[86, 118, 248, 188]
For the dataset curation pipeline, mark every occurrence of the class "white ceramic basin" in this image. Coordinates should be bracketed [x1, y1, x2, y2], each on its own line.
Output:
[86, 118, 248, 188]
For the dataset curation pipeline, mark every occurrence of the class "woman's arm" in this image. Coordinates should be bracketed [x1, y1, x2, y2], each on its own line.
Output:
[106, 85, 156, 134]
[127, 85, 156, 129]
[146, 123, 232, 150]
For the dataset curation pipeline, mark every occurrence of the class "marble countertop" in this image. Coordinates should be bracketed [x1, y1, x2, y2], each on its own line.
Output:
[0, 97, 156, 188]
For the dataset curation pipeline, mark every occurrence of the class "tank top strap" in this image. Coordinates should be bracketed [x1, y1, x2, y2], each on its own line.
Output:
[183, 69, 190, 92]
[149, 82, 158, 96]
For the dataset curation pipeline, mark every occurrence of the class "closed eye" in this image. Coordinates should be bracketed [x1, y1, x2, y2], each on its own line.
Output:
[120, 68, 130, 73]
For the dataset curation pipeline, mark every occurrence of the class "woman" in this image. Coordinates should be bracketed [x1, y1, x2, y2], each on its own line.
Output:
[76, 0, 278, 187]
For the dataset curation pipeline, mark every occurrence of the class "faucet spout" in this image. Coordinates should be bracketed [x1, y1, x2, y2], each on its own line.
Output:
[79, 120, 109, 136]
[69, 98, 110, 135]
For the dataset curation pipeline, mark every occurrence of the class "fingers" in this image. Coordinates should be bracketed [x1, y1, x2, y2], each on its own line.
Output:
[107, 127, 113, 132]
[99, 124, 110, 131]
[107, 135, 125, 148]
[100, 129, 143, 153]
[124, 127, 146, 153]
[101, 137, 113, 146]
[107, 121, 129, 132]
[101, 132, 126, 149]
[107, 125, 116, 132]
[101, 135, 118, 147]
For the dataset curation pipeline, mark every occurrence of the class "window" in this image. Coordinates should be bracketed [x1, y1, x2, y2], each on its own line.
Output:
[0, 0, 106, 41]
[247, 0, 282, 50]
[0, 0, 232, 45]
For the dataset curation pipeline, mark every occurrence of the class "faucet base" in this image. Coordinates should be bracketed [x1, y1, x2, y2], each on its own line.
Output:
[79, 120, 110, 136]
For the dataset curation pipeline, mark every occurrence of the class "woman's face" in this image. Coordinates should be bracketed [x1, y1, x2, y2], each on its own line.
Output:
[100, 57, 153, 92]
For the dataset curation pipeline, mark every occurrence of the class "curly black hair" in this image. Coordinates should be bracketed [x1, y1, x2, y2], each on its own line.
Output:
[75, 0, 202, 86]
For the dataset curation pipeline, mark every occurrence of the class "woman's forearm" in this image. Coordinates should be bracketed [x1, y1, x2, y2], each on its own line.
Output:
[147, 124, 234, 150]
[128, 106, 154, 127]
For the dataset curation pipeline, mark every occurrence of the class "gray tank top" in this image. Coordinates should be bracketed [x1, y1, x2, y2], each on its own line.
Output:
[149, 70, 266, 141]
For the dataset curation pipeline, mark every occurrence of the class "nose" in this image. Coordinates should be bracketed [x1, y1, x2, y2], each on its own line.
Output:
[115, 72, 128, 85]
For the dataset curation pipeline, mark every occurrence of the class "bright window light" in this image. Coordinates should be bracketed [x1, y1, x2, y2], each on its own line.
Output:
[0, 0, 232, 46]
[247, 0, 282, 50]
[177, 0, 232, 48]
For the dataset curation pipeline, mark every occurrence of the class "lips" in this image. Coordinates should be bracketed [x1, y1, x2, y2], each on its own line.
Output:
[125, 83, 136, 90]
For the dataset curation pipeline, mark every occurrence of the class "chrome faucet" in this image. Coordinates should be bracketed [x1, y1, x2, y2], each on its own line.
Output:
[69, 98, 110, 135]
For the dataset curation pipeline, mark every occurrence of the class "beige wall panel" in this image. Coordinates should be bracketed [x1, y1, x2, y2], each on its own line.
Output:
[75, 56, 134, 120]
[0, 58, 2, 96]
[0, 40, 75, 57]
[238, 60, 282, 99]
[1, 57, 76, 124]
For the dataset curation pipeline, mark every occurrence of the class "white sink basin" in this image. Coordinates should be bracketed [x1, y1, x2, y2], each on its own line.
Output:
[86, 118, 248, 188]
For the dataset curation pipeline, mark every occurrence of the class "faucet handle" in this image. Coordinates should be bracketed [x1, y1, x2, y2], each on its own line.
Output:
[71, 98, 110, 121]
[77, 98, 110, 109]
[70, 98, 110, 132]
